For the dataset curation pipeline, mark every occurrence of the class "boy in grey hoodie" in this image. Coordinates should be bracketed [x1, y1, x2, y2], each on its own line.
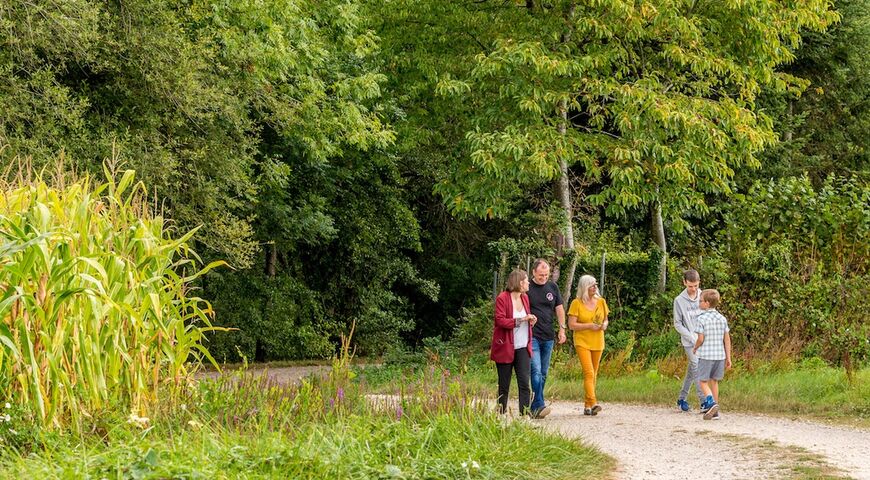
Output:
[674, 269, 703, 411]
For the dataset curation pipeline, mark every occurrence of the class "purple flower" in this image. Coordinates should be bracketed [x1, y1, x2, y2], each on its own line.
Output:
[396, 405, 403, 420]
[337, 387, 344, 401]
[329, 398, 335, 409]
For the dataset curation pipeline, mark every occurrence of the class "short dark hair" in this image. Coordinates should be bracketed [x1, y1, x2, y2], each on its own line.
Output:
[683, 269, 700, 282]
[505, 269, 528, 292]
[532, 258, 550, 272]
[701, 289, 720, 308]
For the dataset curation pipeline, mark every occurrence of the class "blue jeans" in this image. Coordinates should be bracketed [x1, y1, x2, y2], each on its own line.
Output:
[530, 338, 555, 412]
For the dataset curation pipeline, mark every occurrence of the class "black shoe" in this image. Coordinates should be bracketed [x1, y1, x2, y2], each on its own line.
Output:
[590, 404, 602, 415]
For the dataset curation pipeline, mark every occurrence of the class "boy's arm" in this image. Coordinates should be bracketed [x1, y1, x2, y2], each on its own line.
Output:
[724, 332, 732, 369]
[673, 301, 695, 344]
[693, 333, 704, 354]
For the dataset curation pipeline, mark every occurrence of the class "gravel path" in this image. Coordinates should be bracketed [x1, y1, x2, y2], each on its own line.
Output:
[539, 401, 870, 480]
[196, 365, 330, 384]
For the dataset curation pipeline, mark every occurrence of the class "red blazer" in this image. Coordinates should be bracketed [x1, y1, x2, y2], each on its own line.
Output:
[490, 291, 533, 363]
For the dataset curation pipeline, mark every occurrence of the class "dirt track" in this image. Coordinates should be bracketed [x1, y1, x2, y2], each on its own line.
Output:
[540, 401, 870, 480]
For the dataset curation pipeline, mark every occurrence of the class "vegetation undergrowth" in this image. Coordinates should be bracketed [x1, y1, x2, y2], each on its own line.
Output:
[361, 347, 870, 428]
[0, 330, 612, 479]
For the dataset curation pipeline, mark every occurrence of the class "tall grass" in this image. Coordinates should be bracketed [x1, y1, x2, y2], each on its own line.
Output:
[0, 168, 223, 429]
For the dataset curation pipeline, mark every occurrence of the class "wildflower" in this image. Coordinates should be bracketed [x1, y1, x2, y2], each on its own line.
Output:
[127, 412, 150, 429]
[187, 420, 202, 430]
[461, 461, 468, 469]
[3, 403, 9, 409]
[181, 404, 187, 411]
[3, 414, 9, 422]
[472, 461, 480, 469]
[337, 387, 344, 401]
[396, 405, 403, 420]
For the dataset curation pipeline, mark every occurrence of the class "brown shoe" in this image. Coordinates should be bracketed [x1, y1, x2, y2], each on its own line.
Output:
[590, 404, 602, 415]
[533, 406, 551, 419]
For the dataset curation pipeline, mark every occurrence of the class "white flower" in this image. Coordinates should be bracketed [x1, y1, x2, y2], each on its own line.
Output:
[127, 412, 150, 429]
[3, 414, 9, 422]
[472, 461, 480, 469]
[461, 462, 468, 469]
[4, 403, 9, 409]
[181, 404, 187, 411]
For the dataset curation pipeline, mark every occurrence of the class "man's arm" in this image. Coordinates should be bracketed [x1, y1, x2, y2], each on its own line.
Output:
[556, 304, 567, 344]
[673, 300, 696, 344]
[724, 332, 732, 369]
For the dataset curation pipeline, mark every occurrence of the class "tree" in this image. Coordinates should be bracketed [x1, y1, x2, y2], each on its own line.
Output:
[431, 0, 837, 293]
[754, 0, 869, 182]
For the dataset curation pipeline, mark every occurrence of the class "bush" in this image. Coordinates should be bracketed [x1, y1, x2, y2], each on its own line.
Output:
[451, 298, 493, 352]
[573, 250, 660, 336]
[638, 330, 681, 363]
[204, 271, 335, 363]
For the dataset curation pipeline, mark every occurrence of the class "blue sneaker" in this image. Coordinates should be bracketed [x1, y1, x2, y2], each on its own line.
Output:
[699, 400, 712, 414]
[703, 402, 719, 420]
[677, 399, 690, 412]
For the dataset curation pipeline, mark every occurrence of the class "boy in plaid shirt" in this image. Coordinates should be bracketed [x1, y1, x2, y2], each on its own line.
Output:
[692, 289, 732, 420]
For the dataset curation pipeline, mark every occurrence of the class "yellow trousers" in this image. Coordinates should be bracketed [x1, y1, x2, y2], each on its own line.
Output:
[575, 346, 603, 407]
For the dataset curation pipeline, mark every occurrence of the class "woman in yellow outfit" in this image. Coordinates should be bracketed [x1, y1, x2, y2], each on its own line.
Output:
[567, 274, 609, 415]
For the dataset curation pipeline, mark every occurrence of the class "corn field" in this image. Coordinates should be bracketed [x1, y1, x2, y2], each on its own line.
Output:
[0, 169, 224, 429]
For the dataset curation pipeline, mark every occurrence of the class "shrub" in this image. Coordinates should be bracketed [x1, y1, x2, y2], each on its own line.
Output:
[204, 271, 335, 363]
[638, 330, 681, 363]
[451, 298, 493, 352]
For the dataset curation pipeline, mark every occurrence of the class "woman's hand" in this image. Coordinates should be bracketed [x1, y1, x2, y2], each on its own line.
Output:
[526, 314, 537, 328]
[601, 320, 609, 331]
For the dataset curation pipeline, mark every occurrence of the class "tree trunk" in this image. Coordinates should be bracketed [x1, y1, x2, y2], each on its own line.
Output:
[557, 2, 578, 302]
[651, 201, 667, 292]
[266, 241, 277, 278]
[784, 99, 793, 142]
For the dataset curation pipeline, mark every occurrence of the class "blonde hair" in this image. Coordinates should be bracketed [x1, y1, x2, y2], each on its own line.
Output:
[505, 269, 528, 292]
[701, 289, 720, 308]
[577, 275, 598, 302]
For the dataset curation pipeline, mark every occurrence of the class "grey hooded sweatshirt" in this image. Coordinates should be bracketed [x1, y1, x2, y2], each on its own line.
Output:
[673, 288, 701, 347]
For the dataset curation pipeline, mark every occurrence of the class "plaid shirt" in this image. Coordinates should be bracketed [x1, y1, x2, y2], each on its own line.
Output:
[694, 309, 730, 360]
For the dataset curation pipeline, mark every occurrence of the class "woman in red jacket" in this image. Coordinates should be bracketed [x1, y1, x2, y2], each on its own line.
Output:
[491, 269, 537, 415]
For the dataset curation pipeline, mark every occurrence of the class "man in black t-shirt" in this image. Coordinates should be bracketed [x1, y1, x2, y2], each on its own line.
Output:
[527, 259, 566, 419]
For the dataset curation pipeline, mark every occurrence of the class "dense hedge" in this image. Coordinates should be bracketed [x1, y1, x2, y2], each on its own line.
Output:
[572, 250, 662, 337]
[203, 271, 336, 363]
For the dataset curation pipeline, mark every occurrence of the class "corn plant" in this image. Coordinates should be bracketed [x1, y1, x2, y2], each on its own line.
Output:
[0, 169, 224, 429]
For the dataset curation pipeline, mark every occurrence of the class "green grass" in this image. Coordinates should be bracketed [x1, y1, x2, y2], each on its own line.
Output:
[0, 415, 611, 479]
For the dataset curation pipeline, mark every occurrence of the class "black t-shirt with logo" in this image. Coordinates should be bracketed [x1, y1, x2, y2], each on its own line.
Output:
[528, 280, 564, 341]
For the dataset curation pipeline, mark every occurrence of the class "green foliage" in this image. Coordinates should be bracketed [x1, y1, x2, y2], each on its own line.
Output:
[204, 272, 335, 363]
[428, 0, 837, 230]
[0, 0, 396, 271]
[638, 330, 682, 362]
[574, 250, 661, 336]
[712, 176, 870, 375]
[754, 0, 870, 181]
[0, 170, 221, 429]
[452, 299, 495, 353]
